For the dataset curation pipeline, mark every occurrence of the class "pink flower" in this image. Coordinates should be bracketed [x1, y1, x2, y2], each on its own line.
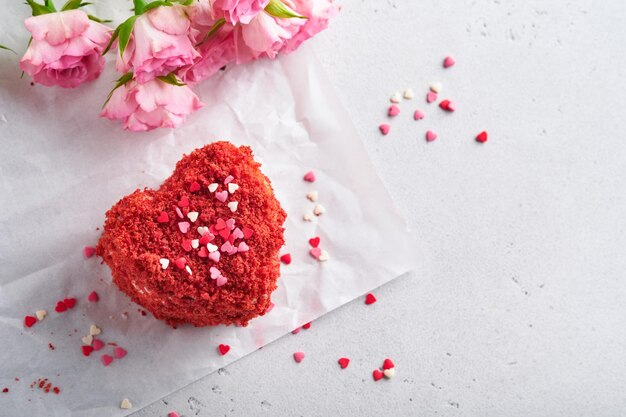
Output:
[180, 25, 236, 84]
[100, 78, 204, 131]
[280, 0, 339, 53]
[117, 5, 199, 83]
[213, 0, 270, 25]
[19, 10, 111, 88]
[234, 10, 300, 62]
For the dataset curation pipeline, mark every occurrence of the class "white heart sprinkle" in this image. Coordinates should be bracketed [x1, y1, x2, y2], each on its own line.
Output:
[82, 334, 93, 345]
[306, 191, 318, 202]
[430, 82, 442, 93]
[35, 310, 47, 321]
[187, 211, 199, 222]
[228, 183, 239, 194]
[383, 368, 395, 379]
[313, 204, 325, 216]
[120, 398, 132, 410]
[208, 183, 219, 192]
[318, 250, 329, 262]
[197, 226, 209, 236]
[207, 243, 218, 252]
[159, 258, 169, 269]
[403, 88, 414, 99]
[390, 92, 401, 103]
[89, 324, 101, 336]
[227, 202, 238, 212]
[191, 239, 199, 249]
[185, 265, 192, 275]
[303, 213, 313, 222]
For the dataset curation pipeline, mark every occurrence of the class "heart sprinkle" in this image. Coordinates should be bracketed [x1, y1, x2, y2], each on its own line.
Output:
[242, 227, 254, 239]
[159, 258, 170, 270]
[81, 345, 94, 356]
[87, 291, 99, 303]
[189, 181, 201, 192]
[190, 239, 199, 249]
[280, 253, 292, 265]
[36, 310, 47, 320]
[413, 109, 424, 120]
[383, 368, 395, 379]
[237, 242, 249, 252]
[82, 335, 93, 345]
[303, 171, 316, 182]
[379, 124, 390, 135]
[293, 351, 305, 363]
[224, 175, 234, 184]
[24, 316, 37, 328]
[92, 339, 104, 351]
[197, 226, 209, 236]
[476, 131, 488, 143]
[177, 196, 189, 207]
[372, 369, 384, 381]
[303, 213, 313, 221]
[390, 92, 401, 103]
[113, 347, 127, 359]
[120, 398, 132, 410]
[292, 326, 302, 334]
[157, 211, 169, 223]
[83, 246, 96, 258]
[439, 99, 456, 112]
[216, 275, 227, 286]
[183, 240, 193, 253]
[443, 55, 456, 68]
[187, 211, 199, 222]
[403, 88, 414, 99]
[218, 344, 230, 355]
[225, 219, 235, 230]
[210, 267, 221, 279]
[318, 250, 329, 262]
[338, 357, 350, 369]
[430, 82, 442, 93]
[426, 91, 438, 103]
[215, 191, 228, 202]
[309, 237, 320, 248]
[382, 358, 395, 370]
[207, 243, 219, 253]
[388, 104, 400, 117]
[175, 207, 184, 219]
[178, 222, 190, 233]
[309, 247, 322, 259]
[89, 324, 101, 336]
[208, 183, 218, 192]
[54, 301, 67, 313]
[174, 257, 186, 269]
[306, 191, 318, 202]
[64, 298, 76, 309]
[365, 293, 377, 305]
[426, 130, 438, 142]
[227, 202, 238, 212]
[228, 183, 239, 194]
[313, 204, 325, 216]
[232, 228, 244, 239]
[209, 251, 221, 262]
[101, 354, 113, 367]
[168, 413, 180, 417]
[302, 322, 311, 329]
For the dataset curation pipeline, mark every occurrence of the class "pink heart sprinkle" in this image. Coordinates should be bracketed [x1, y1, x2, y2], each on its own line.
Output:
[303, 171, 316, 182]
[209, 251, 221, 262]
[232, 228, 244, 239]
[216, 276, 227, 287]
[168, 413, 180, 417]
[225, 219, 235, 230]
[215, 218, 226, 230]
[224, 175, 234, 184]
[101, 354, 113, 367]
[220, 241, 233, 253]
[426, 130, 438, 142]
[227, 246, 238, 256]
[113, 347, 127, 359]
[175, 207, 184, 219]
[443, 56, 456, 68]
[178, 222, 190, 233]
[388, 104, 400, 117]
[87, 291, 99, 303]
[92, 339, 104, 351]
[413, 109, 424, 120]
[379, 124, 390, 135]
[426, 91, 438, 103]
[237, 242, 249, 252]
[83, 246, 96, 258]
[215, 191, 228, 202]
[293, 352, 305, 363]
[309, 247, 322, 259]
[292, 327, 302, 334]
[242, 227, 254, 239]
[210, 267, 221, 279]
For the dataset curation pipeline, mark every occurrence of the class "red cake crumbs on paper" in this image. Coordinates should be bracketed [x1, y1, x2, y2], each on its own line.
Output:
[96, 142, 286, 327]
[2, 388, 8, 393]
[31, 378, 61, 394]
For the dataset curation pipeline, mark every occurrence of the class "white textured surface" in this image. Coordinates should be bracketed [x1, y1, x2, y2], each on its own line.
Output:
[138, 1, 626, 416]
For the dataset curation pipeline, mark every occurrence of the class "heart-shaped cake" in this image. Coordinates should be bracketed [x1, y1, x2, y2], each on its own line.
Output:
[96, 142, 286, 327]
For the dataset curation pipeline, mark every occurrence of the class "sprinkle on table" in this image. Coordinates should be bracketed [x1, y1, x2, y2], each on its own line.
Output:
[83, 246, 96, 258]
[365, 293, 377, 305]
[379, 124, 390, 135]
[313, 204, 325, 216]
[426, 91, 438, 103]
[306, 191, 318, 202]
[430, 82, 442, 93]
[476, 131, 488, 143]
[280, 253, 292, 265]
[439, 99, 456, 112]
[35, 310, 47, 320]
[303, 171, 316, 182]
[87, 291, 99, 303]
[443, 56, 456, 68]
[24, 315, 37, 328]
[426, 130, 438, 142]
[413, 109, 424, 120]
[388, 104, 400, 117]
[120, 398, 132, 409]
[338, 357, 350, 369]
[403, 88, 414, 99]
[390, 92, 401, 103]
[218, 344, 230, 355]
[293, 351, 305, 363]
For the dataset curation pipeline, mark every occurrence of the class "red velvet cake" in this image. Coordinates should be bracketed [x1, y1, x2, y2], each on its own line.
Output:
[96, 142, 286, 327]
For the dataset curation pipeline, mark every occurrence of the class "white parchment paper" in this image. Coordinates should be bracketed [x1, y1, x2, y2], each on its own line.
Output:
[0, 2, 418, 416]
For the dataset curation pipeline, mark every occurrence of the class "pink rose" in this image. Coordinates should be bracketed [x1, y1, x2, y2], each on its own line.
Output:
[117, 5, 199, 83]
[19, 10, 111, 88]
[180, 25, 236, 84]
[280, 0, 339, 53]
[100, 78, 204, 131]
[234, 11, 300, 62]
[213, 0, 270, 25]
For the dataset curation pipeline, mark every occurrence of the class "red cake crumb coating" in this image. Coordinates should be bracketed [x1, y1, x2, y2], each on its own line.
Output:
[96, 142, 286, 327]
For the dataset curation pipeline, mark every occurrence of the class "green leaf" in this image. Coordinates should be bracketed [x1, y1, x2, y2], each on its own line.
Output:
[25, 0, 53, 16]
[87, 14, 112, 23]
[176, 0, 193, 5]
[118, 15, 137, 58]
[264, 0, 306, 19]
[61, 0, 91, 10]
[0, 44, 16, 54]
[157, 73, 186, 86]
[143, 0, 173, 13]
[195, 17, 225, 47]
[133, 0, 148, 14]
[103, 71, 134, 108]
[44, 0, 56, 11]
[101, 24, 121, 55]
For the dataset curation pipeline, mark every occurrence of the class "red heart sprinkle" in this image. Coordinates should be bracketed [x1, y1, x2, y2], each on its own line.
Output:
[219, 228, 230, 240]
[476, 131, 488, 143]
[218, 344, 230, 355]
[24, 316, 37, 328]
[92, 339, 104, 351]
[242, 227, 254, 239]
[439, 99, 456, 112]
[63, 298, 76, 309]
[189, 181, 201, 192]
[83, 246, 96, 258]
[338, 357, 350, 369]
[157, 211, 169, 223]
[181, 240, 192, 252]
[388, 104, 400, 117]
[379, 124, 390, 135]
[372, 369, 384, 381]
[215, 218, 226, 230]
[101, 354, 113, 366]
[174, 257, 186, 270]
[292, 327, 302, 334]
[198, 247, 209, 258]
[177, 196, 189, 207]
[303, 171, 316, 182]
[280, 253, 292, 265]
[81, 345, 94, 357]
[443, 55, 456, 68]
[382, 358, 395, 370]
[293, 351, 305, 363]
[54, 301, 67, 313]
[87, 291, 99, 303]
[308, 237, 320, 248]
[199, 233, 213, 245]
[114, 347, 127, 359]
[365, 293, 377, 305]
[302, 322, 311, 329]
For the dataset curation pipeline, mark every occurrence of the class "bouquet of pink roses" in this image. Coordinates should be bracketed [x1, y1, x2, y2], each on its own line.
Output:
[14, 0, 339, 131]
